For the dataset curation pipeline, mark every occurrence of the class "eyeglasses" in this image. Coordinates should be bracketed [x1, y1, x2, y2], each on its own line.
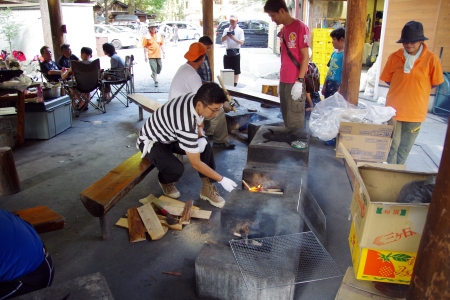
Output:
[202, 102, 223, 114]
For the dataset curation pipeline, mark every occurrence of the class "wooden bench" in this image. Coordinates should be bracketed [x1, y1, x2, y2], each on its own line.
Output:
[127, 93, 163, 121]
[13, 206, 65, 234]
[225, 85, 280, 107]
[80, 152, 154, 240]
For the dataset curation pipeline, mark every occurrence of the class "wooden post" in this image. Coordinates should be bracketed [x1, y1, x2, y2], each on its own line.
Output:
[407, 119, 450, 299]
[339, 0, 367, 105]
[202, 0, 214, 79]
[39, 0, 53, 50]
[47, 0, 65, 61]
[0, 147, 20, 195]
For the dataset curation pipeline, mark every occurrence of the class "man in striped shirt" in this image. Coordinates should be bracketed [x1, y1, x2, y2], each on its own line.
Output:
[136, 83, 237, 208]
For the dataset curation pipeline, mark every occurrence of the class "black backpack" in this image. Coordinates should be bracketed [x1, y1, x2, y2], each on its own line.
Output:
[305, 62, 320, 93]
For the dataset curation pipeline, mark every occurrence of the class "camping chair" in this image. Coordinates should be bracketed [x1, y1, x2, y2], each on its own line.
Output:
[65, 59, 105, 116]
[101, 55, 134, 107]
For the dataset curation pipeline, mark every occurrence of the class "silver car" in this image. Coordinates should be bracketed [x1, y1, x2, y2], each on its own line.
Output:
[94, 25, 136, 49]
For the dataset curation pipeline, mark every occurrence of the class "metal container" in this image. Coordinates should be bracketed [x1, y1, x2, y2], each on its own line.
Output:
[42, 87, 61, 100]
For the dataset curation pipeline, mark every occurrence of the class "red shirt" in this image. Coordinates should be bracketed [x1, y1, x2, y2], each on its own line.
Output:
[372, 25, 382, 42]
[280, 19, 310, 83]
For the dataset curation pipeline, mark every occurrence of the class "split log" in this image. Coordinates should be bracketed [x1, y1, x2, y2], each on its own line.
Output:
[137, 203, 166, 240]
[180, 200, 193, 225]
[163, 205, 212, 220]
[127, 207, 146, 243]
[115, 218, 128, 228]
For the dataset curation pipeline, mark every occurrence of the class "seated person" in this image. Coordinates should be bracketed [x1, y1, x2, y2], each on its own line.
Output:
[62, 47, 93, 111]
[0, 209, 55, 299]
[57, 44, 79, 69]
[39, 46, 62, 82]
[102, 42, 125, 102]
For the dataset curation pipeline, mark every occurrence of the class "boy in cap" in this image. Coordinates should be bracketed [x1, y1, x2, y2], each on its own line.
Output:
[380, 20, 444, 164]
[221, 14, 245, 87]
[58, 44, 79, 69]
[143, 24, 164, 87]
[168, 42, 206, 101]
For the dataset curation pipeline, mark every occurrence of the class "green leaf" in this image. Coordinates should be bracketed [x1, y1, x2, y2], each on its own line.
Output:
[392, 254, 412, 262]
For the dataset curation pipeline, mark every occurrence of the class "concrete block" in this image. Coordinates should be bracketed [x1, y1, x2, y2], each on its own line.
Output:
[195, 243, 295, 300]
[248, 125, 310, 167]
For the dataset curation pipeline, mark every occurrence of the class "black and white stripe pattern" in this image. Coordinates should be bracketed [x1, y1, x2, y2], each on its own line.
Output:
[137, 93, 201, 153]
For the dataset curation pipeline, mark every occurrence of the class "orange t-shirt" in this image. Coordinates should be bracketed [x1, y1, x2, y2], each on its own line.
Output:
[142, 33, 164, 58]
[380, 43, 444, 122]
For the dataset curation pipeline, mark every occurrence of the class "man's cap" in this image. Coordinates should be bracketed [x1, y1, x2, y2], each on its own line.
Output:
[148, 23, 160, 28]
[60, 44, 70, 51]
[230, 14, 238, 20]
[396, 21, 429, 43]
[184, 42, 207, 62]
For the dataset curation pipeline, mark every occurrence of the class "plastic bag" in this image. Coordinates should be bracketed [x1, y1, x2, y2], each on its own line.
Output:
[364, 105, 396, 124]
[397, 177, 436, 204]
[309, 93, 356, 141]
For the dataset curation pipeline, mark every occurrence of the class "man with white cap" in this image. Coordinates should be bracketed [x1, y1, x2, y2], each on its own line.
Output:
[221, 14, 245, 87]
[380, 20, 444, 164]
[143, 24, 165, 87]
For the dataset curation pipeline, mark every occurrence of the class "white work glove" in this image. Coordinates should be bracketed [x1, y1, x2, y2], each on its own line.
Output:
[291, 81, 303, 101]
[218, 177, 237, 192]
[197, 137, 208, 153]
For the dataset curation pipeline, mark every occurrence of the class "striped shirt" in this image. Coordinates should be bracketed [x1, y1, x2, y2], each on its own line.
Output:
[136, 93, 202, 153]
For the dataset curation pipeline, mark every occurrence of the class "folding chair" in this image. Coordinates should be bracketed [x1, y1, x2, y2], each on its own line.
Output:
[66, 59, 105, 116]
[102, 55, 134, 107]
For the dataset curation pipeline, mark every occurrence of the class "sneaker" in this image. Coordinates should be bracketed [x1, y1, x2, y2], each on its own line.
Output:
[213, 141, 235, 150]
[200, 177, 225, 208]
[159, 182, 180, 199]
[155, 81, 158, 87]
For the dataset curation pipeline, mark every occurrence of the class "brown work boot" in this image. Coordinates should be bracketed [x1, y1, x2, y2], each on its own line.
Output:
[200, 177, 225, 208]
[159, 182, 180, 199]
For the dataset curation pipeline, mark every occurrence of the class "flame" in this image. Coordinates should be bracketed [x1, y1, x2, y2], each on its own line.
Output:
[249, 184, 263, 192]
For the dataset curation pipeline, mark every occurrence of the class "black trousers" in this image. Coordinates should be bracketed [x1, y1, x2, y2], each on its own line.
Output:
[0, 250, 54, 300]
[140, 141, 216, 184]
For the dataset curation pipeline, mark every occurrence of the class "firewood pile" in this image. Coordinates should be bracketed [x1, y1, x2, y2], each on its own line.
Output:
[115, 194, 212, 243]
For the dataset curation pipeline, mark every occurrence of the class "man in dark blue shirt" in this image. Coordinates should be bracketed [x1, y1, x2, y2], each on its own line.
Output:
[57, 44, 79, 69]
[39, 46, 62, 82]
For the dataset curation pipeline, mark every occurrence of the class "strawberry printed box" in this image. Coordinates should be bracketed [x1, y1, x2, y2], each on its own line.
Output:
[349, 223, 416, 284]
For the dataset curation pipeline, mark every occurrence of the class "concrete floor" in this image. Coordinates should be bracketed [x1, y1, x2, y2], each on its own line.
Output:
[1, 41, 447, 299]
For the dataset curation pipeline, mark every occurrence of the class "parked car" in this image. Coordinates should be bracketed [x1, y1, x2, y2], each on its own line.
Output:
[111, 25, 140, 42]
[94, 25, 136, 50]
[215, 20, 269, 48]
[160, 21, 202, 40]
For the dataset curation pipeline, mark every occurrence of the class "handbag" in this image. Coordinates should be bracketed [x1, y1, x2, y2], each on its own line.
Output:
[226, 49, 240, 57]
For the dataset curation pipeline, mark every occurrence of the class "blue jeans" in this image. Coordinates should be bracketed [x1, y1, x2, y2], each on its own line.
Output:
[387, 120, 421, 164]
[324, 80, 340, 98]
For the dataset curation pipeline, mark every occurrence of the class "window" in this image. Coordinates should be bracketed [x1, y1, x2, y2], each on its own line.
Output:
[238, 21, 249, 30]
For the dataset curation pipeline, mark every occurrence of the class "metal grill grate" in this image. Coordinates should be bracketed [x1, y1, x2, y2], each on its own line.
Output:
[229, 232, 342, 289]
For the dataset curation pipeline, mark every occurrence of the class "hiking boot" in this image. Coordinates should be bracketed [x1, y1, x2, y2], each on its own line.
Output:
[200, 177, 225, 208]
[159, 182, 180, 199]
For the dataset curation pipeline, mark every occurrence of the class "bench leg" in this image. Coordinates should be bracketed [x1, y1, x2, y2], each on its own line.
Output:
[100, 214, 111, 241]
[139, 107, 143, 121]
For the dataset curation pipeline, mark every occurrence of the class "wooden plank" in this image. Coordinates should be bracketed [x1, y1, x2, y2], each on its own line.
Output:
[127, 93, 163, 113]
[180, 200, 193, 225]
[163, 205, 212, 220]
[115, 218, 128, 228]
[160, 219, 183, 231]
[80, 152, 153, 217]
[137, 203, 166, 240]
[127, 207, 147, 243]
[159, 195, 200, 210]
[13, 206, 65, 234]
[226, 85, 280, 106]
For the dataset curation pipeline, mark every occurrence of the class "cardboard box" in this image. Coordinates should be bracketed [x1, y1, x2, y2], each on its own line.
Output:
[335, 267, 406, 299]
[348, 223, 416, 285]
[341, 143, 436, 253]
[336, 122, 394, 162]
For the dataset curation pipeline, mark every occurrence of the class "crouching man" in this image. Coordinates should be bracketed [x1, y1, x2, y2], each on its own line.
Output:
[136, 83, 237, 208]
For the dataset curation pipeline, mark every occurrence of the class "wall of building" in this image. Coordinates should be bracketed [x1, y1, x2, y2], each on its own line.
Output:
[0, 3, 96, 61]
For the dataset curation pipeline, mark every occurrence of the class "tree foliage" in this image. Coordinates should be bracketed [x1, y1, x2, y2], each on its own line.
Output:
[0, 8, 22, 53]
[133, 0, 165, 17]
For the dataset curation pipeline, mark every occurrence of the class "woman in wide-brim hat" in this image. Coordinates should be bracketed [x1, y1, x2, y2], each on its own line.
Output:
[379, 21, 444, 165]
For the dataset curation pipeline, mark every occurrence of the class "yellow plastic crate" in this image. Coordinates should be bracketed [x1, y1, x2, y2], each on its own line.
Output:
[313, 28, 333, 40]
[312, 51, 326, 63]
[312, 41, 328, 52]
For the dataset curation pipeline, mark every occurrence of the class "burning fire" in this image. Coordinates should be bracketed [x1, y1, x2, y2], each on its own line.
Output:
[249, 184, 263, 192]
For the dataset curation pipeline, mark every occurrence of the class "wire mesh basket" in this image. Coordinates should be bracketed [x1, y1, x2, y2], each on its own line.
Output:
[229, 231, 343, 289]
